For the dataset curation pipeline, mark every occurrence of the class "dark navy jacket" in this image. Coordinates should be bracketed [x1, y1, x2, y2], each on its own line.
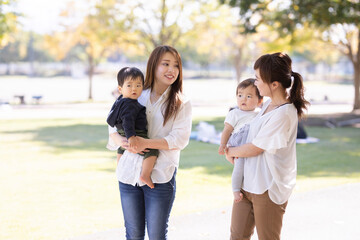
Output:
[107, 95, 147, 139]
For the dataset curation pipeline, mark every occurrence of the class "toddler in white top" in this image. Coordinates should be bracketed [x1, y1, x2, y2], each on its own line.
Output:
[218, 78, 263, 203]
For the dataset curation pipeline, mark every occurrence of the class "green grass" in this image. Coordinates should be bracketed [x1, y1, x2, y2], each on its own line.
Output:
[295, 127, 360, 191]
[1, 117, 360, 239]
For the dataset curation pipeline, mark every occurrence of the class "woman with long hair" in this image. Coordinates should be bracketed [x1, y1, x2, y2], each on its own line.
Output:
[108, 45, 192, 240]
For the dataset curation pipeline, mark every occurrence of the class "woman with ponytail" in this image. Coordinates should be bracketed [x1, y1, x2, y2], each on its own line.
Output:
[225, 52, 309, 240]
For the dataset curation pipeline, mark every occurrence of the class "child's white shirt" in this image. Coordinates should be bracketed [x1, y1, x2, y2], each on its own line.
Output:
[224, 108, 258, 133]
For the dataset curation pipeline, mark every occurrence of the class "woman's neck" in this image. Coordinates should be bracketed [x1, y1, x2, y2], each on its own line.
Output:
[150, 83, 168, 103]
[153, 83, 168, 96]
[270, 91, 288, 107]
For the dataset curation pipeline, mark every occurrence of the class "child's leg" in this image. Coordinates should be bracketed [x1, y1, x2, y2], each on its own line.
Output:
[116, 147, 125, 166]
[116, 153, 122, 165]
[232, 158, 244, 203]
[140, 156, 156, 189]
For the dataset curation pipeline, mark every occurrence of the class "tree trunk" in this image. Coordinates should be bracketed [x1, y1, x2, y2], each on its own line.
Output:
[159, 0, 167, 45]
[88, 68, 93, 101]
[88, 56, 94, 101]
[353, 63, 360, 110]
[352, 29, 360, 110]
[234, 48, 243, 83]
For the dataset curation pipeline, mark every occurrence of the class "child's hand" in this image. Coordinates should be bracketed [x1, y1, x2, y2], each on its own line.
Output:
[233, 191, 243, 203]
[218, 144, 226, 155]
[225, 146, 234, 164]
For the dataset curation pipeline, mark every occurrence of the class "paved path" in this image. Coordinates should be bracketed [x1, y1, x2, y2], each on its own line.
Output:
[69, 182, 360, 240]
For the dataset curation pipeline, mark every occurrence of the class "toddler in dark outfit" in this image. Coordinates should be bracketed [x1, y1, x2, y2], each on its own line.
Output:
[107, 67, 158, 188]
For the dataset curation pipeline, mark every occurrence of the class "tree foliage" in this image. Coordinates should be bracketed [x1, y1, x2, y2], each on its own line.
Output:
[130, 0, 230, 54]
[0, 30, 54, 76]
[0, 0, 18, 47]
[45, 0, 138, 100]
[221, 0, 360, 110]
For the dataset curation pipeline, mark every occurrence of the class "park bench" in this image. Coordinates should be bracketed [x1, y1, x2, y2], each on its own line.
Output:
[32, 95, 43, 104]
[14, 95, 26, 104]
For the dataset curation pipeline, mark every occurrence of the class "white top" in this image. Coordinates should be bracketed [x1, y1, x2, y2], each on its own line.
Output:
[243, 100, 298, 204]
[108, 88, 192, 186]
[225, 108, 258, 133]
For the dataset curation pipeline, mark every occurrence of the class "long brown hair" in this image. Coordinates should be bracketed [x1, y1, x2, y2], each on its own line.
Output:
[254, 52, 309, 118]
[144, 45, 183, 125]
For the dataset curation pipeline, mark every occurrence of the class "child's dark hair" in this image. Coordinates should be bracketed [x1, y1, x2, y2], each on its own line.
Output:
[117, 67, 144, 87]
[237, 78, 263, 100]
[254, 52, 309, 118]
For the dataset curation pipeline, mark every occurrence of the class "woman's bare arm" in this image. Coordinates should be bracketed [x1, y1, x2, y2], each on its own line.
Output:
[135, 137, 169, 151]
[226, 143, 264, 158]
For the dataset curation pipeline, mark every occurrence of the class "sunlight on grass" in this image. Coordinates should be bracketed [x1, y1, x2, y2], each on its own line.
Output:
[0, 118, 122, 240]
[1, 118, 359, 239]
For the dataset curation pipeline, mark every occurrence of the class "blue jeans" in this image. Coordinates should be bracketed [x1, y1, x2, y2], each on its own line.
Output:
[118, 171, 176, 240]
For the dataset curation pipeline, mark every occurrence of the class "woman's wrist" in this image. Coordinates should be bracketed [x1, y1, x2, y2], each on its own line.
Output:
[227, 146, 235, 157]
[140, 137, 150, 148]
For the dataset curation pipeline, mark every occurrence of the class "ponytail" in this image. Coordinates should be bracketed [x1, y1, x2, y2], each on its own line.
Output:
[289, 71, 310, 118]
[254, 52, 310, 118]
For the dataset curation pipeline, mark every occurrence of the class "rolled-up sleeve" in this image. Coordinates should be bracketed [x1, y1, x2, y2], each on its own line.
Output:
[107, 125, 119, 150]
[164, 100, 192, 150]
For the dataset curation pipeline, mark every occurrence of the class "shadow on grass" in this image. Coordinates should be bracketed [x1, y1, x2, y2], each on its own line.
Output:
[3, 118, 359, 179]
[182, 127, 360, 179]
[3, 123, 109, 153]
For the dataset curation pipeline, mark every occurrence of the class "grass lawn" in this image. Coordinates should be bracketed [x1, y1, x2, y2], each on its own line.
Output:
[1, 117, 360, 240]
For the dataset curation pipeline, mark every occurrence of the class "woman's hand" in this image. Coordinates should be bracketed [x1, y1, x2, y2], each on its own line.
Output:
[127, 136, 149, 154]
[133, 136, 149, 153]
[128, 136, 139, 150]
[225, 146, 234, 165]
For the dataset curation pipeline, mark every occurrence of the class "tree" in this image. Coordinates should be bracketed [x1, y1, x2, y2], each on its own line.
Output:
[221, 0, 360, 110]
[178, 1, 238, 73]
[0, 0, 18, 48]
[130, 0, 237, 70]
[75, 0, 131, 100]
[0, 31, 23, 73]
[0, 31, 55, 75]
[45, 0, 137, 100]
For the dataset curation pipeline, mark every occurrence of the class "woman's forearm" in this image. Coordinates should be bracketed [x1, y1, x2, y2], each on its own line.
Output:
[141, 138, 170, 150]
[227, 143, 264, 158]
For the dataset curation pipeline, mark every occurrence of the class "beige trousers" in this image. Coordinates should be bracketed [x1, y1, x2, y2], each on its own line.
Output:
[230, 190, 288, 240]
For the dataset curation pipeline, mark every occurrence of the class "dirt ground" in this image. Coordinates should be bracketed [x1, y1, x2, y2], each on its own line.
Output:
[304, 110, 360, 128]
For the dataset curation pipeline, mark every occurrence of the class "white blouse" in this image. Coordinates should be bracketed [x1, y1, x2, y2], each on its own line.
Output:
[108, 87, 192, 186]
[243, 100, 298, 204]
